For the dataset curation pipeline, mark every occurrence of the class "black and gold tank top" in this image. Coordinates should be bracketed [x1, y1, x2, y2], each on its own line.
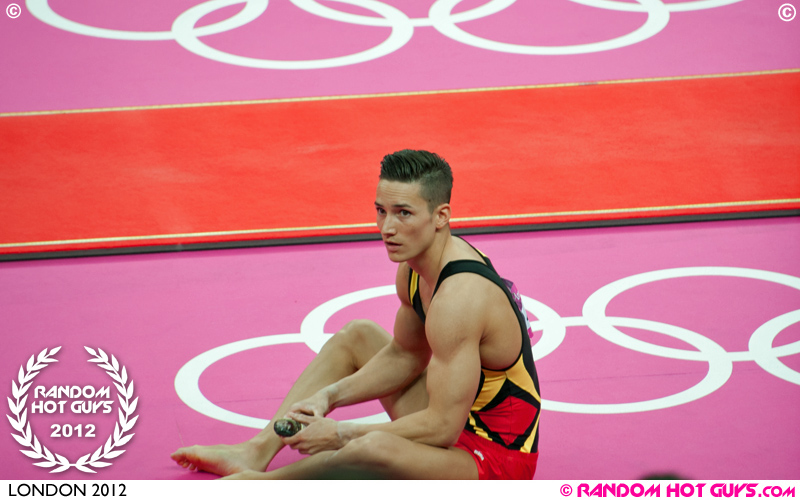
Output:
[408, 246, 541, 454]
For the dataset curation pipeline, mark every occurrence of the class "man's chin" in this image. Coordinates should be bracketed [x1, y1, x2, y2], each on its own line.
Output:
[385, 249, 409, 263]
[386, 252, 404, 262]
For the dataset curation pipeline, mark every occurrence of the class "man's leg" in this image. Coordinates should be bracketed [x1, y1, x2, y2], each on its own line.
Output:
[171, 320, 428, 476]
[225, 431, 479, 480]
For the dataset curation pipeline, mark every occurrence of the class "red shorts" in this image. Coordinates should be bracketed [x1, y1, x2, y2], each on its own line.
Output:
[453, 430, 538, 480]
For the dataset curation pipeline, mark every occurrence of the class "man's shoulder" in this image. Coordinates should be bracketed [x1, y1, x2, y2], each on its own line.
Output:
[425, 273, 492, 343]
[394, 262, 413, 305]
[429, 270, 495, 315]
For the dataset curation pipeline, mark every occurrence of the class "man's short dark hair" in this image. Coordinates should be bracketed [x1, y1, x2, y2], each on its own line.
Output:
[379, 150, 453, 212]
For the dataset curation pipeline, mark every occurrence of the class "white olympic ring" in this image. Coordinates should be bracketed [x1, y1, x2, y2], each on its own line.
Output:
[175, 266, 800, 427]
[583, 267, 800, 364]
[172, 0, 414, 70]
[529, 316, 734, 414]
[430, 0, 670, 56]
[27, 0, 745, 68]
[569, 0, 744, 13]
[750, 310, 800, 384]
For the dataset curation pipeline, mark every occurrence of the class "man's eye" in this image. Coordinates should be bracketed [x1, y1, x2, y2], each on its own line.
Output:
[400, 210, 411, 216]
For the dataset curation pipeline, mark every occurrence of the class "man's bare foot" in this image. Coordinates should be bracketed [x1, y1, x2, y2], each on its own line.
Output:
[171, 442, 269, 477]
[218, 470, 270, 480]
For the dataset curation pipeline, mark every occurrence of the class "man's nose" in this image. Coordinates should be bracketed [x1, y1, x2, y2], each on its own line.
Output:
[380, 216, 397, 235]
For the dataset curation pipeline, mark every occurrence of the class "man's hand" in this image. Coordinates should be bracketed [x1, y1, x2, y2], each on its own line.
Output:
[281, 414, 348, 455]
[287, 386, 335, 418]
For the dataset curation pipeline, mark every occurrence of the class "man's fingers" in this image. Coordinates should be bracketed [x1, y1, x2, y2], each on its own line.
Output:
[288, 400, 316, 413]
[283, 435, 313, 455]
[290, 412, 313, 424]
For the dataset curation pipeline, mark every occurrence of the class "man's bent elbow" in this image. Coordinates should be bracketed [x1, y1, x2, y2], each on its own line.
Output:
[441, 429, 464, 448]
[426, 420, 463, 448]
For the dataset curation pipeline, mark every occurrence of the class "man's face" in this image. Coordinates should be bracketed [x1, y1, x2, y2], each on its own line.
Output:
[375, 180, 437, 263]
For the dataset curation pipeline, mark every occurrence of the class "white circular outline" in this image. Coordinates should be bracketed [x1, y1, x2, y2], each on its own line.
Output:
[583, 267, 800, 362]
[171, 0, 414, 70]
[750, 310, 800, 384]
[429, 0, 670, 55]
[533, 315, 734, 414]
[569, 0, 744, 13]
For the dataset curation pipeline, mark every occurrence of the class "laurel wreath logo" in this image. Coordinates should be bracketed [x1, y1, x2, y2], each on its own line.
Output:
[6, 346, 139, 473]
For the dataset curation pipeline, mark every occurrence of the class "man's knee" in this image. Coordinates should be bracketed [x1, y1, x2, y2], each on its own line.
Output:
[340, 319, 384, 338]
[332, 431, 398, 470]
[322, 320, 390, 357]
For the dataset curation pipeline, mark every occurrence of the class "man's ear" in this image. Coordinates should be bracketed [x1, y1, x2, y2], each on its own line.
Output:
[434, 203, 451, 229]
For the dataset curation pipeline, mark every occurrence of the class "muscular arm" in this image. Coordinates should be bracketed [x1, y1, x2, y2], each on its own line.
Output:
[326, 302, 431, 409]
[294, 264, 431, 415]
[338, 274, 485, 448]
